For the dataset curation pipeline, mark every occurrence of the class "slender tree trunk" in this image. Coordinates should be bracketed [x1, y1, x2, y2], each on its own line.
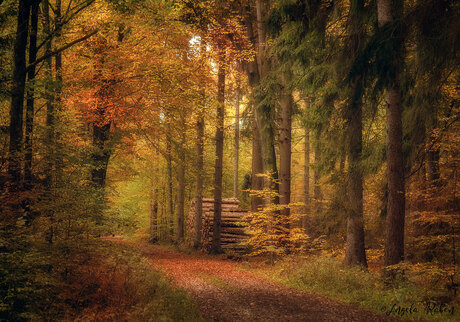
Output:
[149, 187, 158, 243]
[54, 0, 63, 178]
[176, 120, 186, 242]
[279, 72, 292, 219]
[251, 115, 264, 211]
[313, 135, 323, 215]
[91, 123, 111, 187]
[427, 146, 440, 184]
[233, 84, 240, 199]
[211, 51, 225, 254]
[344, 86, 367, 267]
[344, 0, 367, 267]
[255, 0, 279, 202]
[194, 43, 206, 248]
[8, 0, 30, 194]
[24, 0, 39, 188]
[255, 0, 269, 77]
[42, 0, 55, 243]
[43, 0, 54, 190]
[243, 10, 264, 211]
[377, 0, 406, 267]
[194, 114, 204, 248]
[302, 126, 310, 228]
[166, 135, 174, 239]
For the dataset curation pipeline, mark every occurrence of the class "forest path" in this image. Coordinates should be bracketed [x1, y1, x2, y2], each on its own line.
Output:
[109, 237, 395, 322]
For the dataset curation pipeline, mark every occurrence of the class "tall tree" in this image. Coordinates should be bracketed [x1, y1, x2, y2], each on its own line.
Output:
[302, 123, 310, 228]
[344, 0, 368, 267]
[176, 113, 186, 242]
[211, 49, 225, 254]
[243, 10, 263, 211]
[43, 0, 55, 191]
[166, 131, 174, 239]
[8, 0, 31, 196]
[254, 0, 279, 200]
[24, 0, 40, 188]
[279, 69, 293, 219]
[377, 0, 406, 267]
[313, 135, 323, 215]
[194, 110, 204, 248]
[233, 79, 240, 199]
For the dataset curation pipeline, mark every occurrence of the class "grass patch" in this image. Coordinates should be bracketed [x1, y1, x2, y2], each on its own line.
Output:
[270, 255, 458, 321]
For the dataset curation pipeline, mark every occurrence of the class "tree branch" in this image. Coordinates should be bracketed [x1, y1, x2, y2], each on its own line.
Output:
[26, 29, 98, 72]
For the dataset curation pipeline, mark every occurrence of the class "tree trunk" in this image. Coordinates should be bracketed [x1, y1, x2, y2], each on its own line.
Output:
[42, 0, 54, 243]
[255, 0, 279, 202]
[166, 134, 174, 239]
[54, 0, 63, 178]
[313, 135, 323, 215]
[233, 84, 240, 199]
[243, 9, 264, 211]
[91, 123, 111, 188]
[279, 72, 292, 219]
[176, 120, 186, 242]
[344, 0, 367, 267]
[427, 147, 440, 184]
[211, 51, 225, 254]
[302, 126, 310, 228]
[344, 87, 367, 267]
[377, 0, 406, 267]
[251, 112, 264, 211]
[43, 0, 54, 191]
[149, 188, 158, 243]
[24, 0, 39, 188]
[8, 0, 30, 192]
[194, 114, 204, 248]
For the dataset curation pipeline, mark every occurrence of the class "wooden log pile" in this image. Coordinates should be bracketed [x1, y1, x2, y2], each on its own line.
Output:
[186, 198, 249, 251]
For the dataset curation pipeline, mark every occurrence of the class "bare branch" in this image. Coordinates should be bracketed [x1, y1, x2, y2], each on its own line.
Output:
[26, 29, 98, 72]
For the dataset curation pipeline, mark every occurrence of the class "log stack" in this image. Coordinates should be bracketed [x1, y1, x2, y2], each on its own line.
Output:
[186, 198, 249, 251]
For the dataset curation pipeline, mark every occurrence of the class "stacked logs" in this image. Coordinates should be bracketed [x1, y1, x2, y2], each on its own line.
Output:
[186, 198, 249, 251]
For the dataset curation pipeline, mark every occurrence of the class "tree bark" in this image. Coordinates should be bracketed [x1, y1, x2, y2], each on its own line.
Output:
[43, 0, 54, 191]
[24, 0, 39, 188]
[251, 111, 264, 211]
[149, 187, 158, 243]
[8, 0, 31, 192]
[176, 118, 186, 242]
[344, 88, 367, 267]
[427, 146, 440, 184]
[211, 51, 225, 254]
[166, 134, 174, 239]
[233, 84, 240, 199]
[255, 0, 279, 202]
[54, 0, 63, 179]
[243, 8, 264, 211]
[42, 0, 55, 243]
[313, 135, 323, 215]
[91, 122, 111, 188]
[377, 0, 406, 267]
[194, 113, 204, 248]
[302, 126, 310, 228]
[279, 71, 293, 219]
[344, 0, 367, 267]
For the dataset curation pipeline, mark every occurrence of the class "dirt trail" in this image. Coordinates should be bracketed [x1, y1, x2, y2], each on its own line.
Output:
[111, 238, 395, 322]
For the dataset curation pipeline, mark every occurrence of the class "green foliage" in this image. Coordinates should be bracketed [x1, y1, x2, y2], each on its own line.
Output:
[0, 232, 56, 321]
[0, 234, 205, 321]
[273, 256, 459, 321]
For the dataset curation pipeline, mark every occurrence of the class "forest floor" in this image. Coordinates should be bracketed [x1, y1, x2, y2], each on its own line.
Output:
[107, 237, 398, 322]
